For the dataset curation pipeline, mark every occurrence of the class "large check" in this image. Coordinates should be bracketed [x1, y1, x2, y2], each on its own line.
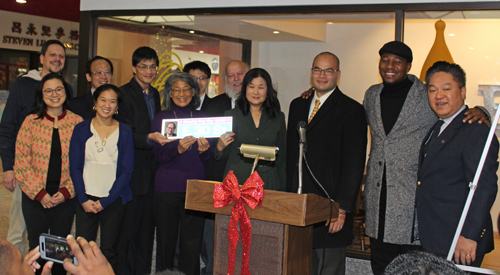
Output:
[161, 116, 232, 139]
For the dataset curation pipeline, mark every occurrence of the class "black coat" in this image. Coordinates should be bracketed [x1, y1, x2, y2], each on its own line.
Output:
[68, 91, 95, 120]
[117, 78, 161, 196]
[416, 107, 498, 257]
[286, 87, 367, 248]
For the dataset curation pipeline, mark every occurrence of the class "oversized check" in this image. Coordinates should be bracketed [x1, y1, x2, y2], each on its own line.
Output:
[161, 116, 232, 139]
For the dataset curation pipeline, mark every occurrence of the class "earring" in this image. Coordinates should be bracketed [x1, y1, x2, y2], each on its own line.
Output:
[93, 106, 96, 111]
[115, 109, 118, 115]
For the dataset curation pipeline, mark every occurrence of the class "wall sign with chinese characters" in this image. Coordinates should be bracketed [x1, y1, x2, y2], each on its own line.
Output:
[0, 10, 80, 55]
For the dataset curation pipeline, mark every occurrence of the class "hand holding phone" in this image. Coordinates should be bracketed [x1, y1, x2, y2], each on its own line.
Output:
[63, 235, 115, 275]
[39, 234, 78, 265]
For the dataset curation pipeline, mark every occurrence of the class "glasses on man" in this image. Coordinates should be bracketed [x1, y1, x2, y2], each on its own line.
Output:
[136, 64, 158, 71]
[92, 70, 111, 76]
[43, 86, 65, 96]
[311, 67, 339, 76]
[172, 88, 193, 95]
[193, 76, 208, 81]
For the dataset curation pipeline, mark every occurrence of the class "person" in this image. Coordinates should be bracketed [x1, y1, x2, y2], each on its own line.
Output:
[165, 122, 177, 137]
[415, 61, 498, 267]
[69, 84, 134, 272]
[0, 235, 114, 275]
[69, 56, 114, 119]
[216, 68, 286, 190]
[286, 52, 367, 275]
[150, 72, 212, 275]
[116, 46, 170, 275]
[15, 73, 83, 275]
[183, 60, 213, 112]
[362, 41, 490, 275]
[0, 39, 70, 256]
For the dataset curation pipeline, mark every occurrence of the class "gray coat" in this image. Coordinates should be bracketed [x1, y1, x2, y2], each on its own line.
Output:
[363, 74, 436, 244]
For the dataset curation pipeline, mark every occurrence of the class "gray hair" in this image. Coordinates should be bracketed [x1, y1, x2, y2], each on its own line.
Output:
[163, 72, 201, 111]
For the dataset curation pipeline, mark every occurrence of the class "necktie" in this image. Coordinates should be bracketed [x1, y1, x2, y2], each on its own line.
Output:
[423, 120, 444, 156]
[308, 99, 321, 123]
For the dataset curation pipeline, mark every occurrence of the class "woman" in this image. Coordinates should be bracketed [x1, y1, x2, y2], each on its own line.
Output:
[216, 68, 286, 191]
[151, 72, 212, 275]
[15, 73, 83, 275]
[69, 84, 134, 272]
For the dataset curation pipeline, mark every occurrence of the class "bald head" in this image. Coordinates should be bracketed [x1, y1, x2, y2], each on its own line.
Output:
[224, 60, 248, 98]
[312, 52, 340, 68]
[0, 238, 33, 275]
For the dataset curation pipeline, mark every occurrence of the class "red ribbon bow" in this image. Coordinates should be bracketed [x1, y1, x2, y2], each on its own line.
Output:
[213, 171, 265, 275]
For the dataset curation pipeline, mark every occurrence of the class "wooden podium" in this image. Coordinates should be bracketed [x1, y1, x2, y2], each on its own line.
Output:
[185, 180, 338, 275]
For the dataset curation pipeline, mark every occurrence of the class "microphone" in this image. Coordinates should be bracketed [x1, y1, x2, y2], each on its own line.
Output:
[297, 121, 307, 144]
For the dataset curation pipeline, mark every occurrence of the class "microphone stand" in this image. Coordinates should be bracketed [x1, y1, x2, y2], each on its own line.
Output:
[298, 143, 304, 194]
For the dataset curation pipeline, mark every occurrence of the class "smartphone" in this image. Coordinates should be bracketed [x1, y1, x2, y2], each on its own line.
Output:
[39, 233, 78, 264]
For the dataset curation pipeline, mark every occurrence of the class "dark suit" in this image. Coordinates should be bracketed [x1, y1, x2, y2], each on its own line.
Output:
[199, 94, 213, 113]
[116, 77, 161, 275]
[416, 107, 498, 264]
[286, 87, 367, 250]
[68, 91, 95, 120]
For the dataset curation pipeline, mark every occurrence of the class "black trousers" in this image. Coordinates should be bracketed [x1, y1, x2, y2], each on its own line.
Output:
[22, 192, 75, 275]
[154, 191, 205, 275]
[75, 195, 126, 273]
[370, 237, 422, 275]
[117, 185, 156, 275]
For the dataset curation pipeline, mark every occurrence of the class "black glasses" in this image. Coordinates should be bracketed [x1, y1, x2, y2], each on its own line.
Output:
[43, 86, 65, 95]
[311, 67, 339, 76]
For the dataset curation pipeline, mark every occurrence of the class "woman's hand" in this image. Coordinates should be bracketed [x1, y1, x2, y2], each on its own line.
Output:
[50, 192, 65, 206]
[197, 138, 210, 153]
[93, 201, 104, 213]
[217, 132, 235, 152]
[82, 200, 98, 214]
[178, 136, 197, 154]
[41, 194, 53, 209]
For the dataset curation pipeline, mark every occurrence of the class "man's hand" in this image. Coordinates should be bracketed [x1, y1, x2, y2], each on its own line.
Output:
[197, 137, 210, 153]
[326, 209, 346, 234]
[63, 235, 115, 275]
[148, 132, 171, 146]
[454, 235, 477, 265]
[3, 170, 16, 192]
[24, 245, 53, 274]
[464, 108, 490, 126]
[82, 201, 98, 214]
[40, 194, 53, 209]
[300, 87, 314, 99]
[178, 136, 197, 154]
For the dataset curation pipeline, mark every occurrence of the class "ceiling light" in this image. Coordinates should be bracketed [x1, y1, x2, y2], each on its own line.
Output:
[199, 51, 204, 53]
[448, 33, 455, 36]
[273, 31, 280, 34]
[327, 22, 333, 25]
[16, 0, 27, 3]
[189, 30, 195, 34]
[469, 47, 474, 50]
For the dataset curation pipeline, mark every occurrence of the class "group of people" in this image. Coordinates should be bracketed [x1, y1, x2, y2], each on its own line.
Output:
[0, 37, 498, 275]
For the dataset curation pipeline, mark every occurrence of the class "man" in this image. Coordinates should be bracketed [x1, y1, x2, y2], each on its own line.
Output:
[183, 60, 212, 112]
[116, 46, 169, 275]
[68, 56, 113, 119]
[363, 41, 488, 274]
[415, 61, 498, 267]
[165, 122, 177, 137]
[0, 235, 114, 275]
[286, 52, 367, 275]
[0, 40, 70, 256]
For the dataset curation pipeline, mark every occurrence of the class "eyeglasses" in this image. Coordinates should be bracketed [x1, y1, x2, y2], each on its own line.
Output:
[172, 88, 193, 95]
[43, 87, 65, 95]
[312, 67, 339, 76]
[136, 64, 158, 71]
[192, 76, 208, 81]
[92, 70, 111, 76]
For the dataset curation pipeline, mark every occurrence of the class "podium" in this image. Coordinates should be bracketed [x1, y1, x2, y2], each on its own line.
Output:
[185, 180, 338, 275]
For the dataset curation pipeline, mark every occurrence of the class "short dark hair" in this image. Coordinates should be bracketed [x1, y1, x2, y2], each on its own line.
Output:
[0, 239, 13, 275]
[132, 46, 159, 67]
[425, 61, 466, 88]
[41, 40, 66, 56]
[86, 56, 114, 76]
[167, 122, 176, 130]
[163, 72, 200, 111]
[33, 73, 71, 119]
[237, 68, 279, 119]
[93, 84, 122, 106]
[183, 61, 211, 78]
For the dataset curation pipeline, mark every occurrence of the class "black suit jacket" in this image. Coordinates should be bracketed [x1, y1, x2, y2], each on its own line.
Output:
[206, 93, 232, 117]
[200, 94, 212, 113]
[68, 91, 95, 120]
[286, 87, 367, 248]
[416, 107, 498, 257]
[117, 78, 161, 196]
